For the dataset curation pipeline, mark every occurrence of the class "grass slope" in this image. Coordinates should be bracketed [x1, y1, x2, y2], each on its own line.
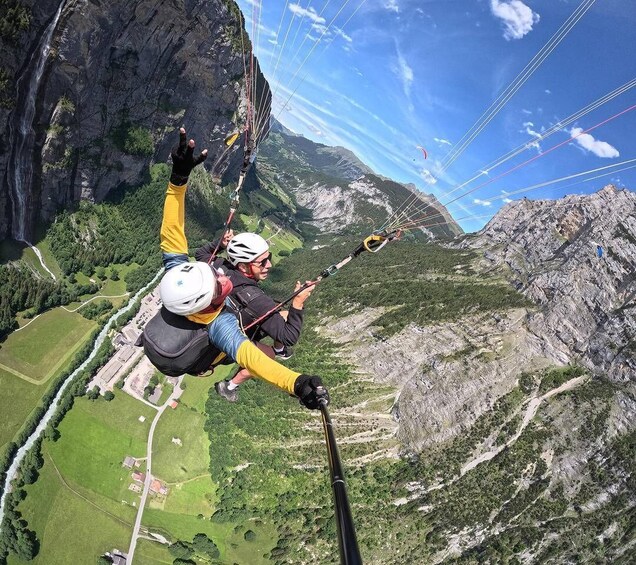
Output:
[0, 308, 96, 382]
[8, 450, 133, 565]
[0, 368, 43, 452]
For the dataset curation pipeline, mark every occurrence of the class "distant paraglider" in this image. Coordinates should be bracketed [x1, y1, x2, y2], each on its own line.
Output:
[417, 145, 428, 160]
[591, 241, 604, 261]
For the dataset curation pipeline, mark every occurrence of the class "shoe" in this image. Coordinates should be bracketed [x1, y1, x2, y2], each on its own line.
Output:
[215, 380, 238, 402]
[274, 346, 293, 360]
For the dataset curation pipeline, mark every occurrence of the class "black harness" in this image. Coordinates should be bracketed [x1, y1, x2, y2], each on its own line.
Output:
[139, 307, 222, 377]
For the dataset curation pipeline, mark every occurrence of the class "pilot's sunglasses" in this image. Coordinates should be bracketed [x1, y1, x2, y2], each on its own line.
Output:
[252, 252, 272, 268]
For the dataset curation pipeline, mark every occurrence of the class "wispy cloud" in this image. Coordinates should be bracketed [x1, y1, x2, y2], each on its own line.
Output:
[385, 0, 400, 14]
[490, 0, 540, 40]
[570, 127, 619, 158]
[501, 189, 513, 204]
[434, 137, 452, 146]
[289, 3, 326, 24]
[393, 49, 413, 99]
[474, 198, 492, 207]
[420, 169, 437, 185]
[333, 27, 352, 43]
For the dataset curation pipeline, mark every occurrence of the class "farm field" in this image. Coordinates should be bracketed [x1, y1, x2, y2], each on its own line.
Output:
[7, 453, 134, 565]
[0, 368, 43, 452]
[9, 391, 157, 563]
[0, 308, 96, 383]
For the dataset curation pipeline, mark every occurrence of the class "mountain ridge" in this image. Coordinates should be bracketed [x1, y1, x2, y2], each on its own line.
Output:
[256, 119, 462, 238]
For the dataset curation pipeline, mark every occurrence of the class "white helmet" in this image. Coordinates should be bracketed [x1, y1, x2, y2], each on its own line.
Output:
[227, 233, 269, 266]
[159, 262, 217, 315]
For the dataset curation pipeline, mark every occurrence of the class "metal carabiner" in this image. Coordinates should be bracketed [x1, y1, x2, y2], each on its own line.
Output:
[363, 234, 389, 253]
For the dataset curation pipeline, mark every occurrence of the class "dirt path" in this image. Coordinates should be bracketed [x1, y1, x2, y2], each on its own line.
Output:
[62, 293, 129, 312]
[460, 375, 587, 476]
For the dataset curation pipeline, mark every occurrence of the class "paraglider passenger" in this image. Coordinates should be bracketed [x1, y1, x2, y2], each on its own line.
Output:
[139, 128, 328, 410]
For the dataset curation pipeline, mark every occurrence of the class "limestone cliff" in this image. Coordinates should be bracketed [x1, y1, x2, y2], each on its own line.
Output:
[0, 0, 264, 241]
[465, 185, 636, 383]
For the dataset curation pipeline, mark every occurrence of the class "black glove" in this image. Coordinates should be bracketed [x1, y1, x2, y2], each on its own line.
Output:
[294, 374, 329, 410]
[170, 128, 208, 186]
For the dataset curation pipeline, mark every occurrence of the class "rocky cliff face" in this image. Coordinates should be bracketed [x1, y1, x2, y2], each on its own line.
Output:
[320, 186, 635, 451]
[464, 185, 636, 383]
[0, 0, 259, 241]
[313, 186, 635, 560]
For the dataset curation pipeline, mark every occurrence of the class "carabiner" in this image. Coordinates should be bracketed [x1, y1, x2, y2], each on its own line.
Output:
[363, 234, 389, 253]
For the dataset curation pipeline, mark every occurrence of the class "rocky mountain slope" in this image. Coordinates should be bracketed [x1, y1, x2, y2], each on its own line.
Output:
[307, 185, 635, 561]
[465, 185, 636, 383]
[0, 0, 258, 241]
[256, 119, 462, 238]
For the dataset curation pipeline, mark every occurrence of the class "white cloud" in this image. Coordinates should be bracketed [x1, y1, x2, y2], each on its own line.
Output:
[521, 108, 532, 115]
[545, 89, 551, 95]
[312, 23, 329, 35]
[385, 0, 399, 14]
[490, 0, 540, 40]
[289, 3, 326, 24]
[522, 121, 542, 140]
[333, 27, 352, 43]
[434, 137, 452, 146]
[420, 169, 437, 185]
[570, 127, 619, 158]
[308, 124, 324, 137]
[503, 197, 513, 203]
[474, 198, 492, 207]
[393, 51, 413, 98]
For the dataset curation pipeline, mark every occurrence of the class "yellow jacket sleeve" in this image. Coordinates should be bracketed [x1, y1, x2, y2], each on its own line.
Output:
[160, 182, 188, 254]
[235, 341, 299, 395]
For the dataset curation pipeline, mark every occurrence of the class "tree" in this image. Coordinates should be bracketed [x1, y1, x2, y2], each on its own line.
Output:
[192, 533, 219, 558]
[124, 126, 154, 156]
[44, 425, 60, 442]
[97, 556, 113, 564]
[168, 541, 194, 559]
[110, 267, 120, 281]
[87, 386, 100, 400]
[104, 390, 115, 401]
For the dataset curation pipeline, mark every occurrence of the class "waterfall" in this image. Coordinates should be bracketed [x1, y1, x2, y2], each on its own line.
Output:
[7, 0, 67, 242]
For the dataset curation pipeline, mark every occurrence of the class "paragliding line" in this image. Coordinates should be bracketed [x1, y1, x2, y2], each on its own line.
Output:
[319, 398, 363, 565]
[242, 230, 401, 332]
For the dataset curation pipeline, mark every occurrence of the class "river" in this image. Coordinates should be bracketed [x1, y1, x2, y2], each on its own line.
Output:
[0, 270, 161, 530]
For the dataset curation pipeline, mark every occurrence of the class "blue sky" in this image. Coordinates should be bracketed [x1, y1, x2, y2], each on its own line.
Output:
[237, 0, 636, 232]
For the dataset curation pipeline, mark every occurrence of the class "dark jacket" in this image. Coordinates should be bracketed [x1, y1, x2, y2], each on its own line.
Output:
[195, 242, 304, 345]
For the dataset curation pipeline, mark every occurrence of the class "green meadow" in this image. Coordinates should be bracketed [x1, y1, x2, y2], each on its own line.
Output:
[0, 368, 43, 452]
[9, 391, 157, 564]
[0, 308, 96, 383]
[0, 307, 96, 454]
[151, 406, 210, 484]
[7, 453, 133, 565]
[141, 509, 278, 565]
[47, 392, 155, 501]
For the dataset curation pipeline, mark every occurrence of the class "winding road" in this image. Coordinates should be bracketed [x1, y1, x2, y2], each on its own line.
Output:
[127, 376, 184, 563]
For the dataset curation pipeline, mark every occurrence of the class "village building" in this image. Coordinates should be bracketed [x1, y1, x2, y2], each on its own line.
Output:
[122, 456, 135, 469]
